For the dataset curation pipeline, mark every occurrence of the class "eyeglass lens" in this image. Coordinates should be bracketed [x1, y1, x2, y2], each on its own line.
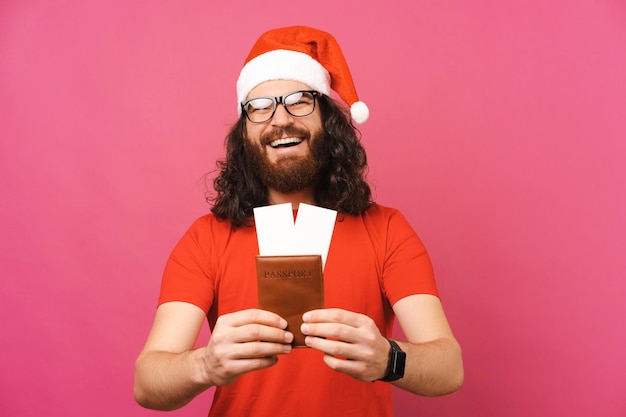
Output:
[243, 91, 317, 123]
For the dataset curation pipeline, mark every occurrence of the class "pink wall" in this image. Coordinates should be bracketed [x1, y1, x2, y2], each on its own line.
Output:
[1, 1, 625, 416]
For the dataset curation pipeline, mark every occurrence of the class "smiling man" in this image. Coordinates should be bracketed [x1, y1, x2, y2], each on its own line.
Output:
[134, 26, 463, 417]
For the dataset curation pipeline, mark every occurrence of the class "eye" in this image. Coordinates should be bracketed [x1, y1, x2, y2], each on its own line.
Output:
[284, 92, 303, 105]
[285, 92, 313, 107]
[246, 98, 274, 112]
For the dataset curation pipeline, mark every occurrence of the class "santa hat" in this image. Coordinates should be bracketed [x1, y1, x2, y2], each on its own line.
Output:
[236, 26, 369, 124]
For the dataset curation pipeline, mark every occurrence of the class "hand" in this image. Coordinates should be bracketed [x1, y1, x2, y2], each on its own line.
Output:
[301, 308, 390, 382]
[202, 309, 293, 386]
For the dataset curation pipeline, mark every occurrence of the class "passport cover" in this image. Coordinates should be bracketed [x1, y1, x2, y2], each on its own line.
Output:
[256, 254, 324, 347]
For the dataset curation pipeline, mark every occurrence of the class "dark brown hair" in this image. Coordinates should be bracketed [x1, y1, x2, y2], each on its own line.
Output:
[207, 95, 373, 227]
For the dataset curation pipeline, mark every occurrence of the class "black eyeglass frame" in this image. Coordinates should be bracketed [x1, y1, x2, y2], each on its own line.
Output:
[241, 90, 321, 123]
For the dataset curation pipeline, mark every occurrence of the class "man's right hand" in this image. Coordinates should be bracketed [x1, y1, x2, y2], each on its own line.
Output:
[135, 303, 292, 410]
[201, 308, 293, 386]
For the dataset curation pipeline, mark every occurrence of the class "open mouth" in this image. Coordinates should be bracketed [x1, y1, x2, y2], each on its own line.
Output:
[269, 137, 303, 149]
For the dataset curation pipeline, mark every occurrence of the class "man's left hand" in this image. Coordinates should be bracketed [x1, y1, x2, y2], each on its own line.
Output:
[301, 308, 390, 382]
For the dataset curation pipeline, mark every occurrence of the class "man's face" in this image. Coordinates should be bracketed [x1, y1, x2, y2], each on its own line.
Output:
[243, 80, 326, 193]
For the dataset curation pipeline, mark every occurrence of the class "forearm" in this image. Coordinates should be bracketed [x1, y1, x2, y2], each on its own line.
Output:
[392, 337, 464, 396]
[134, 348, 213, 411]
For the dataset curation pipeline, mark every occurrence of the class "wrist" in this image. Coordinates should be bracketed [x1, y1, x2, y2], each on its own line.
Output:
[378, 338, 406, 382]
[193, 347, 217, 386]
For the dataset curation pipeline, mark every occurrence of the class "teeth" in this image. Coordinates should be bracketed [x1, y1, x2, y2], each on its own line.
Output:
[269, 137, 303, 148]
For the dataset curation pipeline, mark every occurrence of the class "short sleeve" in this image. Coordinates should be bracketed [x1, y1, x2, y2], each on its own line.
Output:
[158, 216, 217, 314]
[380, 209, 439, 305]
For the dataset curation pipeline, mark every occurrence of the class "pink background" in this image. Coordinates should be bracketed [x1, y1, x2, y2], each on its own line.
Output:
[1, 1, 625, 416]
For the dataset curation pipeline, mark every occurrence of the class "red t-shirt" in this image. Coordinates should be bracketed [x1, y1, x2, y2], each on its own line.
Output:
[159, 204, 439, 417]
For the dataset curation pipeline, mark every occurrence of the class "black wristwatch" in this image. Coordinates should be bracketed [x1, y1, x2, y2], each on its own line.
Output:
[379, 338, 406, 382]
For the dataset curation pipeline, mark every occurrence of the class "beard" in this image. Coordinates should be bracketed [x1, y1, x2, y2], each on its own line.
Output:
[244, 126, 328, 194]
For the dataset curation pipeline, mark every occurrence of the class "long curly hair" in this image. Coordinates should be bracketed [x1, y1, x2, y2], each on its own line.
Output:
[207, 95, 373, 227]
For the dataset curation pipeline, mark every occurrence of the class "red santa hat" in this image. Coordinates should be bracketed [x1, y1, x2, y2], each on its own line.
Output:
[236, 26, 369, 124]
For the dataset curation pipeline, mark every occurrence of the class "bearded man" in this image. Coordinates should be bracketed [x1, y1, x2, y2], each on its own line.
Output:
[135, 26, 463, 417]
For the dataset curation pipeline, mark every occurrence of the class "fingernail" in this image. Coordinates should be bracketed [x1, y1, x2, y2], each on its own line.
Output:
[301, 323, 309, 334]
[285, 332, 293, 343]
[302, 313, 310, 322]
[280, 319, 288, 328]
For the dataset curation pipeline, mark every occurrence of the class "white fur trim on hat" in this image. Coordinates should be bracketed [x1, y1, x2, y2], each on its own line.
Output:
[350, 101, 369, 124]
[236, 49, 331, 115]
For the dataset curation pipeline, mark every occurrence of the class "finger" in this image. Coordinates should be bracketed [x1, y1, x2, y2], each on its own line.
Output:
[234, 356, 279, 372]
[301, 321, 361, 344]
[226, 340, 293, 360]
[215, 355, 280, 385]
[302, 308, 366, 326]
[304, 335, 366, 360]
[230, 323, 294, 344]
[321, 354, 376, 382]
[219, 308, 288, 329]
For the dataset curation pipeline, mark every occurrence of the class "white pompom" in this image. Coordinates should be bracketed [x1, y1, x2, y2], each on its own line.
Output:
[350, 101, 369, 124]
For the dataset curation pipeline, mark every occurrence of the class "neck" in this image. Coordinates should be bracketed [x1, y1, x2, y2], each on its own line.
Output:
[268, 188, 315, 209]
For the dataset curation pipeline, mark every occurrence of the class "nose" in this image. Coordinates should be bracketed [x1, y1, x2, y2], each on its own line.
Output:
[270, 103, 295, 126]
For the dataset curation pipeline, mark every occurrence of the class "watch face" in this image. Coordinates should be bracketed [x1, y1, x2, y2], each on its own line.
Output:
[391, 348, 406, 378]
[380, 339, 406, 382]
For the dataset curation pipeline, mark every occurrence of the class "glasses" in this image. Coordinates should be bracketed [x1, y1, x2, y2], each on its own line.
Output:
[241, 90, 321, 123]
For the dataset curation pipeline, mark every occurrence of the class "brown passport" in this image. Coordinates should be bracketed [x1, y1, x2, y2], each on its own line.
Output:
[256, 255, 324, 347]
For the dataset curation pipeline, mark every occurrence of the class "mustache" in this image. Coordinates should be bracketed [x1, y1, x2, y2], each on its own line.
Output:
[260, 127, 310, 146]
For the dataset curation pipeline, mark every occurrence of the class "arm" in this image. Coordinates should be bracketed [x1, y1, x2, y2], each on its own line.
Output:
[301, 294, 463, 396]
[391, 294, 463, 396]
[134, 302, 293, 410]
